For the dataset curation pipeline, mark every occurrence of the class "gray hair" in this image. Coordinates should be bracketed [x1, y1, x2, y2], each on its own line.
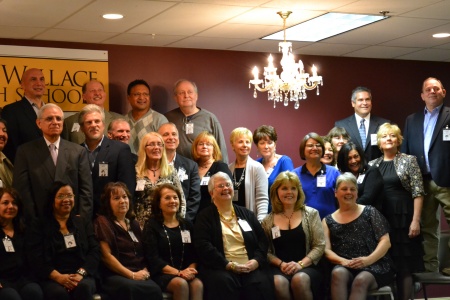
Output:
[335, 172, 358, 190]
[37, 103, 63, 119]
[208, 171, 232, 194]
[107, 118, 130, 132]
[78, 104, 105, 125]
[173, 79, 198, 96]
[351, 86, 372, 103]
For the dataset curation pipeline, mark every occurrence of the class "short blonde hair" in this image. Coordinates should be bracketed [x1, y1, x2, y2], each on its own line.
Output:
[191, 131, 222, 162]
[376, 123, 403, 150]
[230, 127, 253, 144]
[270, 171, 305, 213]
[136, 132, 172, 178]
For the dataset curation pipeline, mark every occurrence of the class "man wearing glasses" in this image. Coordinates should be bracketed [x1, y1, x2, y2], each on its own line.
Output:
[13, 104, 93, 222]
[124, 79, 168, 154]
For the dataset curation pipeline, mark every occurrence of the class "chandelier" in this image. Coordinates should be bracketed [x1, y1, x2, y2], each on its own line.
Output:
[249, 11, 323, 109]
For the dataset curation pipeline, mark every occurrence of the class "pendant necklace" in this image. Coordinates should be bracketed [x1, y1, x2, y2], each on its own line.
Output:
[282, 211, 295, 229]
[162, 224, 185, 271]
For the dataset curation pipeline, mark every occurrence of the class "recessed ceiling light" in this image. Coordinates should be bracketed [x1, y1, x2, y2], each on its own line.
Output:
[102, 14, 123, 20]
[433, 33, 450, 38]
[263, 12, 389, 42]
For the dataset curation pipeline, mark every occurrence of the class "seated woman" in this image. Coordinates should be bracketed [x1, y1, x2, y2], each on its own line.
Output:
[94, 182, 162, 300]
[337, 142, 384, 211]
[143, 183, 203, 300]
[135, 132, 186, 228]
[322, 173, 394, 299]
[191, 131, 232, 213]
[0, 187, 43, 300]
[254, 125, 294, 213]
[27, 182, 98, 300]
[194, 172, 274, 300]
[261, 171, 325, 300]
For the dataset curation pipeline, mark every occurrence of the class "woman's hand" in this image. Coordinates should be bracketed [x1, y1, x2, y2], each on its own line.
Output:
[280, 261, 302, 275]
[243, 259, 259, 272]
[179, 268, 198, 281]
[409, 220, 420, 238]
[346, 257, 370, 269]
[54, 273, 79, 291]
[132, 269, 150, 280]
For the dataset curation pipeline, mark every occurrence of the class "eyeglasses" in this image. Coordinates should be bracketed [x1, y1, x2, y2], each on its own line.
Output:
[198, 142, 213, 147]
[41, 116, 63, 123]
[56, 193, 74, 200]
[132, 93, 150, 98]
[306, 143, 322, 148]
[146, 142, 164, 148]
[215, 183, 232, 189]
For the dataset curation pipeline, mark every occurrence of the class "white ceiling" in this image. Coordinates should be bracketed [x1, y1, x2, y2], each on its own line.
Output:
[1, 0, 450, 61]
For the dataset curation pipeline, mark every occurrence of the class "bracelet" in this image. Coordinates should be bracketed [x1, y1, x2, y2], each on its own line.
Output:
[278, 261, 284, 268]
[230, 262, 236, 271]
[298, 261, 304, 269]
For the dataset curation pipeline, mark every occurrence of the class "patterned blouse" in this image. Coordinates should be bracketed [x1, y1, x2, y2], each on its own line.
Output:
[369, 152, 424, 198]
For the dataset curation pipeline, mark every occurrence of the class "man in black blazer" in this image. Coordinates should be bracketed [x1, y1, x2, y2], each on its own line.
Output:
[13, 104, 93, 222]
[80, 104, 136, 216]
[402, 77, 450, 272]
[335, 86, 389, 162]
[2, 68, 44, 162]
[158, 122, 200, 222]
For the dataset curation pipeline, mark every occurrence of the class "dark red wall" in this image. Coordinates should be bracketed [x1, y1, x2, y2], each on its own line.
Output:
[1, 38, 449, 167]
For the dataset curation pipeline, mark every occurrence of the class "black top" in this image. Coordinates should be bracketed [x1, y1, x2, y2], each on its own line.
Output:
[356, 165, 384, 211]
[233, 168, 246, 208]
[0, 227, 28, 282]
[198, 161, 232, 213]
[272, 222, 307, 262]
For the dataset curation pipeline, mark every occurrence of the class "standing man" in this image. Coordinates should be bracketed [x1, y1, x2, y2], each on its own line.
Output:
[62, 79, 122, 144]
[402, 77, 450, 273]
[13, 104, 93, 221]
[79, 105, 136, 216]
[124, 79, 168, 154]
[2, 68, 44, 162]
[0, 119, 13, 188]
[158, 122, 201, 222]
[335, 86, 389, 161]
[107, 118, 131, 144]
[165, 79, 228, 162]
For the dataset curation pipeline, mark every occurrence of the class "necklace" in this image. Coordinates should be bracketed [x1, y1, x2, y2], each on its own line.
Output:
[162, 224, 185, 271]
[233, 167, 246, 189]
[149, 167, 160, 177]
[218, 206, 235, 222]
[199, 159, 213, 169]
[282, 211, 295, 229]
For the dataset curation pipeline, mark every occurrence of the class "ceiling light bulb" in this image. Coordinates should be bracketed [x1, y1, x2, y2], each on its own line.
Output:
[102, 14, 123, 20]
[432, 33, 450, 38]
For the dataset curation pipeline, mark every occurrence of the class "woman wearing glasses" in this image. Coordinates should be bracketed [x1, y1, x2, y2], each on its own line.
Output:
[191, 131, 232, 214]
[293, 133, 340, 219]
[135, 132, 186, 228]
[27, 181, 99, 300]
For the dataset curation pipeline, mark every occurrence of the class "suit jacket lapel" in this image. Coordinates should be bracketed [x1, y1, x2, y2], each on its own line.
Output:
[20, 98, 42, 135]
[37, 139, 56, 180]
[55, 140, 69, 179]
[346, 116, 364, 149]
[430, 107, 450, 146]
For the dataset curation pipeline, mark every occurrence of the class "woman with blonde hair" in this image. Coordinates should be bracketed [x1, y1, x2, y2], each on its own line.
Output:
[262, 171, 325, 300]
[135, 132, 185, 228]
[229, 127, 268, 221]
[192, 131, 232, 213]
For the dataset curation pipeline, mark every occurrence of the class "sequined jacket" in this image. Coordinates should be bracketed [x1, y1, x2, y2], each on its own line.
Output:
[261, 206, 325, 265]
[369, 152, 424, 198]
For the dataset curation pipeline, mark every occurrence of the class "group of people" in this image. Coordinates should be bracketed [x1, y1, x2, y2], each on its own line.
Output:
[0, 68, 449, 300]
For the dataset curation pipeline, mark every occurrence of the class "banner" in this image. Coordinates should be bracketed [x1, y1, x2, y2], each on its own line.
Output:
[0, 45, 108, 111]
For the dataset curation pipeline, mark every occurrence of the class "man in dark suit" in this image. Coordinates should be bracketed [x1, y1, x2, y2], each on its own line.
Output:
[62, 80, 122, 144]
[158, 122, 200, 222]
[402, 77, 450, 272]
[335, 86, 389, 162]
[80, 104, 136, 216]
[13, 104, 93, 222]
[2, 68, 44, 162]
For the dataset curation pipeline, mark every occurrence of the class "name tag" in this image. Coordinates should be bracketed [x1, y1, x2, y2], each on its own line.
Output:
[181, 230, 191, 243]
[128, 231, 139, 243]
[99, 162, 108, 177]
[3, 237, 14, 252]
[177, 168, 187, 182]
[317, 175, 326, 187]
[136, 179, 146, 191]
[238, 219, 252, 232]
[443, 128, 450, 141]
[271, 226, 281, 239]
[185, 123, 194, 134]
[64, 233, 77, 249]
[370, 134, 378, 145]
[71, 123, 80, 132]
[200, 176, 210, 186]
[233, 190, 239, 202]
[357, 174, 365, 184]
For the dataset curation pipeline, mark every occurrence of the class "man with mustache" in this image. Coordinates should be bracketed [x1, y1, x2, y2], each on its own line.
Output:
[80, 104, 136, 216]
[0, 118, 13, 187]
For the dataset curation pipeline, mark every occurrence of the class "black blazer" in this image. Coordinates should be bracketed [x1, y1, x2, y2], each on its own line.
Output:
[357, 165, 384, 212]
[13, 138, 93, 221]
[335, 114, 389, 161]
[401, 105, 450, 187]
[1, 97, 42, 162]
[88, 137, 136, 216]
[173, 154, 201, 222]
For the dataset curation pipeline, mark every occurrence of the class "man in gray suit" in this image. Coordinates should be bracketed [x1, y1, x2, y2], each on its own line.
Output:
[335, 86, 389, 161]
[13, 104, 93, 222]
[62, 79, 121, 144]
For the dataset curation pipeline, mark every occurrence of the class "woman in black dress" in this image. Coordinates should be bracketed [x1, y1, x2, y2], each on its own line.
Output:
[143, 183, 203, 300]
[369, 123, 424, 300]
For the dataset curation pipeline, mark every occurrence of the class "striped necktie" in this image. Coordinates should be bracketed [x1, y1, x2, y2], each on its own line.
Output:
[359, 119, 366, 148]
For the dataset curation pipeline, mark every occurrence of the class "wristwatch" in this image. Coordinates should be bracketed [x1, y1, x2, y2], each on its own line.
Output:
[76, 268, 87, 277]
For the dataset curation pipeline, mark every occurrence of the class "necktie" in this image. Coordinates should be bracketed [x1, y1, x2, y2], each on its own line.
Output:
[359, 119, 366, 148]
[49, 144, 57, 165]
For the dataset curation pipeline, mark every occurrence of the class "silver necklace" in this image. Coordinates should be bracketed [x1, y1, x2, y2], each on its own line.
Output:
[162, 224, 185, 271]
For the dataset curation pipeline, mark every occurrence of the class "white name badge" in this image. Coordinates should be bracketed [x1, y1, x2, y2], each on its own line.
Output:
[370, 134, 378, 146]
[3, 237, 14, 252]
[200, 176, 210, 186]
[71, 123, 80, 132]
[99, 163, 108, 177]
[443, 129, 450, 141]
[317, 175, 326, 187]
[271, 226, 281, 239]
[136, 179, 146, 191]
[238, 219, 252, 232]
[233, 190, 239, 202]
[128, 231, 139, 243]
[357, 174, 365, 184]
[185, 123, 194, 134]
[181, 230, 191, 243]
[177, 168, 187, 182]
[64, 233, 77, 249]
